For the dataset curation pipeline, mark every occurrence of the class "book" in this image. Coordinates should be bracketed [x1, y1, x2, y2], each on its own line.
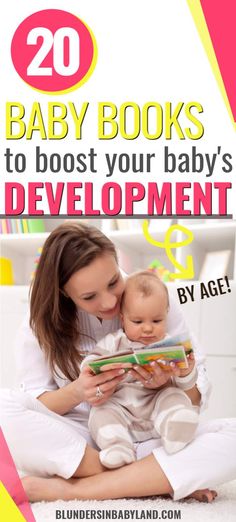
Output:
[88, 334, 192, 374]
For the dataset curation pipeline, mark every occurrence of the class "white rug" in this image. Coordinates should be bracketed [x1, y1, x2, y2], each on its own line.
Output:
[31, 480, 236, 522]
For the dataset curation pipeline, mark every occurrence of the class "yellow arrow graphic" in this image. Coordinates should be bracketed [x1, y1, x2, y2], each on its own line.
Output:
[142, 221, 195, 279]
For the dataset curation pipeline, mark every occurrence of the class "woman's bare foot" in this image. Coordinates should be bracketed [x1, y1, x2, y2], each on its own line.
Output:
[186, 488, 218, 503]
[22, 476, 77, 502]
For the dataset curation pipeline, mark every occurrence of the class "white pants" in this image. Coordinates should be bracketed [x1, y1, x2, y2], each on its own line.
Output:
[0, 388, 236, 500]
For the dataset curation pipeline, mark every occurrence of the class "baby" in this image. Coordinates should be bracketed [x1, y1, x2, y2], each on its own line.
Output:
[83, 271, 199, 469]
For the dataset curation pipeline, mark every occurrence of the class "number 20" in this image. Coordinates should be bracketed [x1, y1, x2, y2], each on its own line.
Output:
[27, 27, 80, 77]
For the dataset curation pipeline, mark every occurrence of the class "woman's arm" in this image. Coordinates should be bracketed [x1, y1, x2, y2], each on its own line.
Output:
[16, 316, 85, 415]
[38, 365, 127, 415]
[15, 314, 59, 399]
[16, 315, 126, 415]
[37, 381, 84, 415]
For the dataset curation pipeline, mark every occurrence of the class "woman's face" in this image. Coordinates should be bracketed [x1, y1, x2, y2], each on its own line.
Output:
[64, 254, 125, 320]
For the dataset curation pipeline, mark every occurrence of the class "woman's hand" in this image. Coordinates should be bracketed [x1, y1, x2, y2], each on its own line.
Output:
[75, 364, 130, 406]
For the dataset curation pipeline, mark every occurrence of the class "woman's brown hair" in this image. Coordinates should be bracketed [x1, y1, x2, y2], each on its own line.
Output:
[30, 222, 117, 381]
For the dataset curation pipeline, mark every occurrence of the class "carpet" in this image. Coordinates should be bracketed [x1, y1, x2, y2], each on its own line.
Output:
[31, 480, 236, 522]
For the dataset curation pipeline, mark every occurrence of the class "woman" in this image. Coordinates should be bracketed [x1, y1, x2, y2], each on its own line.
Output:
[0, 222, 235, 502]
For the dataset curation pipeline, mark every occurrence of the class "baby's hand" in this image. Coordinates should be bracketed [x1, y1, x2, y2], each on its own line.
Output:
[179, 351, 195, 377]
[172, 351, 198, 394]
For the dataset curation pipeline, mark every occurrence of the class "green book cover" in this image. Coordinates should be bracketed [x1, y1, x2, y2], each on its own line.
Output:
[134, 347, 188, 370]
[88, 351, 137, 374]
[88, 343, 189, 374]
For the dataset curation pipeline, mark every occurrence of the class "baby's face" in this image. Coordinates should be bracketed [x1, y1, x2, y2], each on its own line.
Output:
[121, 289, 168, 345]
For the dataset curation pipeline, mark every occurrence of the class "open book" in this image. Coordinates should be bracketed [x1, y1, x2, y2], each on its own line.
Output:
[88, 333, 193, 374]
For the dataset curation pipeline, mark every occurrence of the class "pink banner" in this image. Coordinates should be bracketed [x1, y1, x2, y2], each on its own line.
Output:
[200, 0, 236, 121]
[0, 428, 35, 522]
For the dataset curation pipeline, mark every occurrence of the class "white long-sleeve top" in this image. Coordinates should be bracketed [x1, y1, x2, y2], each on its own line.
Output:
[15, 293, 211, 423]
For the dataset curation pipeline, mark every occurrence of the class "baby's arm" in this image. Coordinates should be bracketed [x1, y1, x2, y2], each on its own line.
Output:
[81, 331, 123, 370]
[179, 351, 196, 377]
[172, 352, 200, 406]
